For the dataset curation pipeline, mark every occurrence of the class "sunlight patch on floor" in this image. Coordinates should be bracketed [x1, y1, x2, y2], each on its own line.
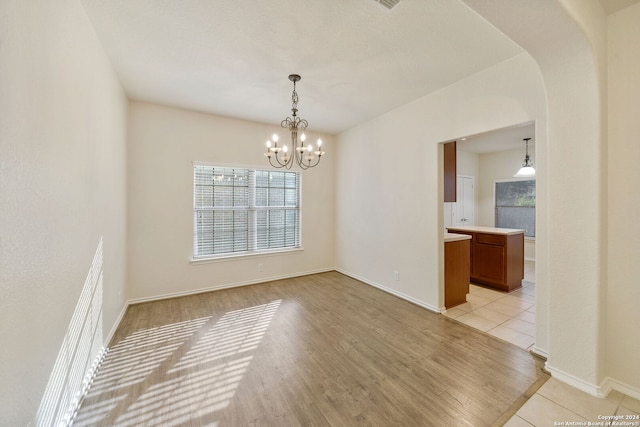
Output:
[74, 300, 281, 426]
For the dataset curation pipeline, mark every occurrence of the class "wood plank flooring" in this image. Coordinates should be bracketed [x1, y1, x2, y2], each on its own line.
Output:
[74, 271, 547, 426]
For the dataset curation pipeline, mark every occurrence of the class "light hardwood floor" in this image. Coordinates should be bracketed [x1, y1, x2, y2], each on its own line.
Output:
[74, 272, 548, 426]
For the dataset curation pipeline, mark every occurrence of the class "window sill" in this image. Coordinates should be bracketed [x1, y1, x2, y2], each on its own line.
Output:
[190, 247, 304, 264]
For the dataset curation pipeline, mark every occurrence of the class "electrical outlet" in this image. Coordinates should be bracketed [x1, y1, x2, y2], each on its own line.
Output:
[393, 270, 399, 281]
[258, 263, 264, 272]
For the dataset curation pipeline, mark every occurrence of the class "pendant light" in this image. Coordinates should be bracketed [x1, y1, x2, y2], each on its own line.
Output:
[514, 137, 535, 178]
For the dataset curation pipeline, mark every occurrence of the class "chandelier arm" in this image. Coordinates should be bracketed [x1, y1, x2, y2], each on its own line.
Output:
[281, 118, 292, 128]
[296, 151, 310, 170]
[268, 155, 286, 169]
[305, 154, 322, 169]
[271, 149, 295, 169]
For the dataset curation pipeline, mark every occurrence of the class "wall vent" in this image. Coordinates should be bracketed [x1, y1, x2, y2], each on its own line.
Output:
[374, 0, 400, 10]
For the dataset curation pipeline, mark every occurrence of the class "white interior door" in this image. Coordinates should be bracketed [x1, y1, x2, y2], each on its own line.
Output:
[454, 176, 474, 226]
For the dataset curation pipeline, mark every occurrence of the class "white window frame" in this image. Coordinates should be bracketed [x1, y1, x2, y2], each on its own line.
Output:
[192, 163, 302, 261]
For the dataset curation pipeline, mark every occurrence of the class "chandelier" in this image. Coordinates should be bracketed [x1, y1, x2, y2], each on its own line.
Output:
[263, 74, 325, 169]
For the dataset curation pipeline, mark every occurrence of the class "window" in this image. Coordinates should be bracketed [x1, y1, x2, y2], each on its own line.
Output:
[495, 179, 535, 237]
[193, 165, 301, 259]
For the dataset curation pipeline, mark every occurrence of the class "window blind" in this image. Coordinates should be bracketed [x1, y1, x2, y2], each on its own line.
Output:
[495, 180, 536, 237]
[193, 165, 301, 258]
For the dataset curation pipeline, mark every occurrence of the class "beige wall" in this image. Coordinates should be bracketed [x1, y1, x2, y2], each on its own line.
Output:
[606, 1, 640, 396]
[456, 150, 480, 179]
[335, 53, 546, 313]
[463, 0, 611, 396]
[0, 1, 128, 424]
[126, 102, 336, 301]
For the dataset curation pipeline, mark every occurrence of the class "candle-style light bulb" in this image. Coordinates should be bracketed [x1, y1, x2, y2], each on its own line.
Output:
[301, 133, 306, 142]
[317, 138, 322, 147]
[270, 133, 282, 153]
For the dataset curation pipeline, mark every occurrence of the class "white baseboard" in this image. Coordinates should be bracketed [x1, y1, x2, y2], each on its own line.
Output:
[127, 268, 334, 305]
[335, 268, 442, 314]
[545, 365, 606, 397]
[599, 376, 640, 401]
[105, 303, 128, 346]
[546, 364, 640, 400]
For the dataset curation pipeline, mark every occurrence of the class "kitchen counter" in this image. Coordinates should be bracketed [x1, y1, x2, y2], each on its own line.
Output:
[446, 226, 524, 292]
[444, 232, 472, 243]
[446, 226, 525, 236]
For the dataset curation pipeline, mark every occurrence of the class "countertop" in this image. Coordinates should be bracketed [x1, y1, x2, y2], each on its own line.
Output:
[444, 232, 473, 242]
[446, 226, 525, 236]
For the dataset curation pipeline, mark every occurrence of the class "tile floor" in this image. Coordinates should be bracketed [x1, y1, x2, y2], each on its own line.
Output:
[505, 377, 640, 426]
[443, 260, 537, 351]
[443, 261, 640, 426]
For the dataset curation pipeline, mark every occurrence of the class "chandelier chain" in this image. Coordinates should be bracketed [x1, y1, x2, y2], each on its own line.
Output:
[291, 80, 299, 116]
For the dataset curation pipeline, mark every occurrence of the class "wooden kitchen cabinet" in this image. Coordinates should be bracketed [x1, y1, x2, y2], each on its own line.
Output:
[444, 233, 471, 309]
[447, 226, 524, 292]
[443, 141, 456, 202]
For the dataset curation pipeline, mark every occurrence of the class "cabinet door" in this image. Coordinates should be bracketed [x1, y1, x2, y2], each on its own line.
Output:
[445, 239, 470, 308]
[443, 141, 456, 202]
[473, 243, 505, 284]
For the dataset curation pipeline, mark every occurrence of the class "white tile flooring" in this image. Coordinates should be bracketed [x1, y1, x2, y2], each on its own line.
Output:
[443, 260, 537, 351]
[505, 377, 640, 426]
[442, 261, 640, 426]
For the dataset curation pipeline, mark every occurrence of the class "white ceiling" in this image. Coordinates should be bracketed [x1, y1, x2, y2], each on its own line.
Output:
[457, 122, 535, 154]
[80, 0, 524, 135]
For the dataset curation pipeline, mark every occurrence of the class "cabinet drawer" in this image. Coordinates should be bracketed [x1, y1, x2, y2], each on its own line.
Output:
[476, 233, 505, 246]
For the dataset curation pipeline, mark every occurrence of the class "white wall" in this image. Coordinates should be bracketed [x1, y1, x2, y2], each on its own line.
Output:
[127, 102, 336, 301]
[463, 0, 610, 395]
[0, 1, 128, 425]
[336, 53, 546, 313]
[456, 149, 480, 179]
[606, 2, 640, 396]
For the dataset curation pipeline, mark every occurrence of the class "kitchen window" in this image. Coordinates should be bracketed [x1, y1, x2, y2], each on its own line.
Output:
[495, 179, 535, 237]
[193, 165, 301, 259]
